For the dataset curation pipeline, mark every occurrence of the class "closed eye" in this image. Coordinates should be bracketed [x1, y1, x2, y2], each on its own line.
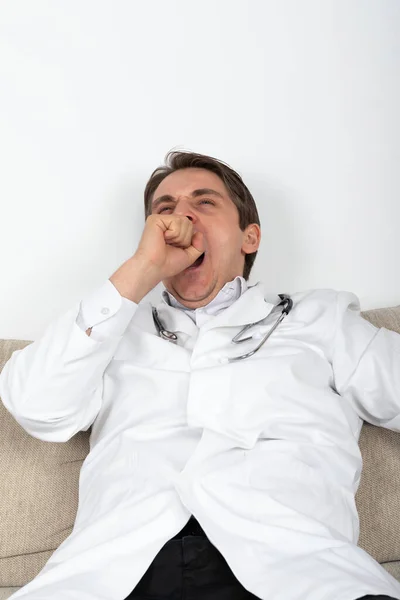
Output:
[158, 199, 215, 213]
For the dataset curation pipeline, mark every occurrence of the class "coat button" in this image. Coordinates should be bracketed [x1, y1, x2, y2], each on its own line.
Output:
[101, 307, 110, 315]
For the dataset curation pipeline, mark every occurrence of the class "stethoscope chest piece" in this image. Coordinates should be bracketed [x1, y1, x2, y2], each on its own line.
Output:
[151, 307, 178, 343]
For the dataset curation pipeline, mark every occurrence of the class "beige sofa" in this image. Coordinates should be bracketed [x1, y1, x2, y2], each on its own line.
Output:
[2, 303, 400, 599]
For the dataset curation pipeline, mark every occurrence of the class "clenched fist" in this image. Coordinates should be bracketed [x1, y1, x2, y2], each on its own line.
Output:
[109, 214, 205, 305]
[136, 214, 205, 279]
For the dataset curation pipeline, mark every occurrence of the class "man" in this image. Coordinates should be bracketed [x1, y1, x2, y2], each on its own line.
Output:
[1, 151, 400, 600]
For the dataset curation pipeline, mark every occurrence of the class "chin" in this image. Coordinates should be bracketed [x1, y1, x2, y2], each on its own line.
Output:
[170, 277, 216, 303]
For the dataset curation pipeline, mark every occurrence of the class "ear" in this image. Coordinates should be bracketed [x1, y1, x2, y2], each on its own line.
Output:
[241, 224, 261, 255]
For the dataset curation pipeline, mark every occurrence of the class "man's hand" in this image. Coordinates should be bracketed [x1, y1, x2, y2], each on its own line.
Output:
[109, 214, 205, 304]
[135, 214, 205, 279]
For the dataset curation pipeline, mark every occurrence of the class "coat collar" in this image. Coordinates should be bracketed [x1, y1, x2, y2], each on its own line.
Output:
[155, 282, 280, 337]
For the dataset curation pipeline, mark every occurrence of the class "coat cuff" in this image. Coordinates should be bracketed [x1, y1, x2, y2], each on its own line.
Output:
[76, 280, 137, 341]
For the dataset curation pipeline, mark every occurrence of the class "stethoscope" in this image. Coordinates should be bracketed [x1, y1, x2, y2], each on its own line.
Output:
[151, 293, 293, 363]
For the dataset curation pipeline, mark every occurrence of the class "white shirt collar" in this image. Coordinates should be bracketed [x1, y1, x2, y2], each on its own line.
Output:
[161, 276, 249, 323]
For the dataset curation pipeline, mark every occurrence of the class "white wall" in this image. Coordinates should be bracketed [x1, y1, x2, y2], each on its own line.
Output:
[0, 0, 399, 340]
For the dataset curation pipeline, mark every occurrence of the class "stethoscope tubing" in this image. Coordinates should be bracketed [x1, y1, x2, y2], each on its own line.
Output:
[228, 294, 292, 362]
[152, 293, 293, 362]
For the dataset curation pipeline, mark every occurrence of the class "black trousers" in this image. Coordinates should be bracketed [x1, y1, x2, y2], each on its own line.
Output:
[124, 516, 397, 600]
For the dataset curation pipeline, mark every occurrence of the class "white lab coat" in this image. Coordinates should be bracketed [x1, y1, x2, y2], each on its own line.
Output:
[2, 280, 400, 600]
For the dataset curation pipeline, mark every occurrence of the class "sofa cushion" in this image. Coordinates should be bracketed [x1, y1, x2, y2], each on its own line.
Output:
[1, 302, 400, 587]
[0, 588, 22, 600]
[0, 340, 90, 587]
[355, 303, 400, 563]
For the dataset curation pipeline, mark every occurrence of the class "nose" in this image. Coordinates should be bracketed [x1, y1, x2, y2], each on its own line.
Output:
[174, 198, 196, 222]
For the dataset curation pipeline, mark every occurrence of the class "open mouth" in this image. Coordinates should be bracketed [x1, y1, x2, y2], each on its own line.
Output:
[187, 252, 205, 270]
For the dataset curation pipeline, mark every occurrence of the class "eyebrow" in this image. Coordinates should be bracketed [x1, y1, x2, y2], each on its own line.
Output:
[152, 188, 224, 211]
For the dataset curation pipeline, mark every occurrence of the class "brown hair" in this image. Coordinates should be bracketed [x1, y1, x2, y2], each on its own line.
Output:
[144, 150, 260, 280]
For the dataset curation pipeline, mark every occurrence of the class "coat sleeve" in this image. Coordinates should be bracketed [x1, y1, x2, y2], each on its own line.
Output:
[0, 280, 138, 443]
[331, 291, 400, 432]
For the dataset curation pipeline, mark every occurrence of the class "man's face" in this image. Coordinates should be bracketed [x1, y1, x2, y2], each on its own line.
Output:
[151, 167, 261, 309]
